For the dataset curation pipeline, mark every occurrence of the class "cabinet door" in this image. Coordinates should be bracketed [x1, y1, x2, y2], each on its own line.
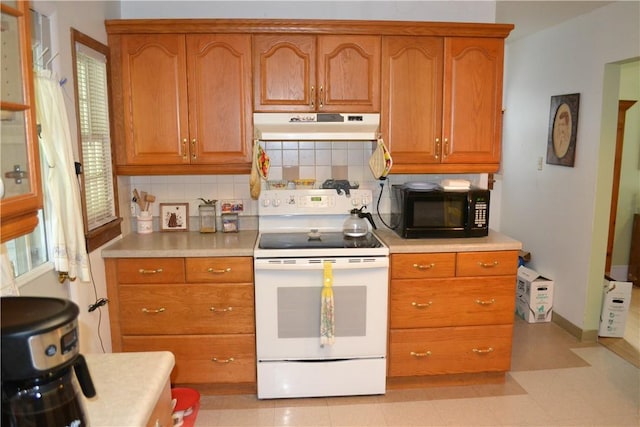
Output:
[381, 36, 443, 167]
[253, 35, 315, 112]
[442, 37, 503, 165]
[120, 34, 189, 165]
[187, 34, 252, 165]
[318, 35, 381, 112]
[1, 1, 43, 242]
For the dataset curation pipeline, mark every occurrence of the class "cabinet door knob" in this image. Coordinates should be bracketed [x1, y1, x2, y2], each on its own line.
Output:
[319, 85, 324, 108]
[475, 298, 496, 306]
[410, 351, 432, 358]
[411, 301, 432, 309]
[310, 86, 315, 108]
[412, 263, 435, 270]
[138, 268, 164, 274]
[435, 138, 441, 160]
[443, 137, 449, 156]
[182, 138, 188, 160]
[207, 267, 232, 274]
[211, 357, 235, 364]
[142, 307, 166, 314]
[472, 347, 494, 354]
[478, 261, 499, 268]
[210, 306, 233, 312]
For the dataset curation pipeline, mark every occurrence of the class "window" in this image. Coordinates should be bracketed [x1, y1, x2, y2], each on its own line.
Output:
[71, 29, 121, 251]
[4, 8, 51, 281]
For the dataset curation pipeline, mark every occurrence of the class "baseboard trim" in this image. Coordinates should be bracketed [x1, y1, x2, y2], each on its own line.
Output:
[552, 312, 599, 342]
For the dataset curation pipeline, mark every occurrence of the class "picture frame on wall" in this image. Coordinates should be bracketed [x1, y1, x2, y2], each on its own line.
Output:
[160, 203, 189, 231]
[546, 93, 580, 167]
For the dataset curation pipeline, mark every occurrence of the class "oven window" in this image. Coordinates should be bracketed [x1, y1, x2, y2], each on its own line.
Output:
[413, 197, 465, 228]
[277, 286, 367, 338]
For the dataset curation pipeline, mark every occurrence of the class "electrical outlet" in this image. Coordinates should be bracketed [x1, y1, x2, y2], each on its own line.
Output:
[130, 202, 137, 216]
[537, 157, 543, 171]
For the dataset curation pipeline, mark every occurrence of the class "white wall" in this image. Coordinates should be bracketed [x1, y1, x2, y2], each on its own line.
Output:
[22, 1, 120, 354]
[120, 0, 495, 21]
[500, 1, 640, 332]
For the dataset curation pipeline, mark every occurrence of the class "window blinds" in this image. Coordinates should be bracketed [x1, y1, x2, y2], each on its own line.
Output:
[75, 51, 116, 231]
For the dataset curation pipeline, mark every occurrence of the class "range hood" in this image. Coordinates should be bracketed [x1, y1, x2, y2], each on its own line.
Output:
[254, 113, 380, 141]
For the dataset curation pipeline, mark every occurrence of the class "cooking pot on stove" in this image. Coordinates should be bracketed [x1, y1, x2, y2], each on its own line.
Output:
[343, 206, 376, 237]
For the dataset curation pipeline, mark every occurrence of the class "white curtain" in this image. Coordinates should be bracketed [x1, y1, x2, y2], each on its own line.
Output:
[35, 70, 90, 282]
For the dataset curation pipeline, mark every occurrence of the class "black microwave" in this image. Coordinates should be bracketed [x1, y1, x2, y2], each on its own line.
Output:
[391, 183, 490, 238]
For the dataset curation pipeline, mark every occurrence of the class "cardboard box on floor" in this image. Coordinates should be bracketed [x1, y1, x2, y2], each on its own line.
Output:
[516, 266, 554, 323]
[599, 277, 633, 337]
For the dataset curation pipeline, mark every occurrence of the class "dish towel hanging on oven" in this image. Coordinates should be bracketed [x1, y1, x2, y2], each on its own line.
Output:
[320, 261, 335, 346]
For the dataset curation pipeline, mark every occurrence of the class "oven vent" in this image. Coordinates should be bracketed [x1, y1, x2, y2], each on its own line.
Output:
[308, 259, 336, 265]
[266, 259, 297, 265]
[347, 258, 380, 263]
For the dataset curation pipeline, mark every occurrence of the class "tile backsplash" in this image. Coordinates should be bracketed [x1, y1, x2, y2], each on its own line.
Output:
[119, 140, 486, 234]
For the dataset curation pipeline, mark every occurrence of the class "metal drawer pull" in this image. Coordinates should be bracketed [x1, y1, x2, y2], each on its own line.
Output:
[138, 268, 163, 274]
[211, 357, 235, 364]
[141, 307, 166, 314]
[475, 298, 496, 306]
[472, 347, 494, 354]
[412, 263, 435, 270]
[412, 301, 432, 309]
[207, 267, 232, 274]
[410, 351, 432, 358]
[478, 261, 499, 268]
[210, 306, 233, 312]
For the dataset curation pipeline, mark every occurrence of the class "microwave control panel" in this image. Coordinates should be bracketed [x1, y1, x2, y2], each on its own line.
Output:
[474, 201, 488, 228]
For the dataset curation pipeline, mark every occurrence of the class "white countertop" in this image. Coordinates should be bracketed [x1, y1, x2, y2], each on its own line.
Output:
[82, 351, 174, 427]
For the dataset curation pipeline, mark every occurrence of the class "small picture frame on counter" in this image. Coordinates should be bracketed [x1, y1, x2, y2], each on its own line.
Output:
[221, 213, 239, 233]
[160, 203, 189, 232]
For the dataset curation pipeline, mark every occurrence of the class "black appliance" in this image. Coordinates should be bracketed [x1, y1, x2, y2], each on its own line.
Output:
[391, 183, 490, 238]
[1, 297, 96, 426]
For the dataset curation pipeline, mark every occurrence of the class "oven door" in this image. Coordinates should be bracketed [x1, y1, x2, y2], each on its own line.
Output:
[254, 256, 389, 360]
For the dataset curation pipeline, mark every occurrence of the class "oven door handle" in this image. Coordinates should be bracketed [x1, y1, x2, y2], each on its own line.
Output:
[254, 259, 388, 271]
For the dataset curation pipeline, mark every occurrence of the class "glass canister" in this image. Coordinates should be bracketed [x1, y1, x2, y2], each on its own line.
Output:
[198, 200, 217, 233]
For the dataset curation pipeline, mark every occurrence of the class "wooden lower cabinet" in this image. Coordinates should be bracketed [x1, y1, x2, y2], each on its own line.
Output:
[389, 324, 513, 376]
[388, 250, 518, 384]
[122, 335, 256, 384]
[105, 256, 255, 390]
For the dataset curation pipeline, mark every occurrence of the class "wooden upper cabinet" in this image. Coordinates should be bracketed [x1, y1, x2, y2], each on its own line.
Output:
[253, 34, 380, 112]
[1, 0, 43, 243]
[253, 35, 315, 112]
[112, 33, 252, 173]
[443, 37, 503, 166]
[382, 36, 505, 173]
[119, 34, 188, 165]
[186, 34, 252, 165]
[317, 35, 380, 112]
[381, 36, 443, 167]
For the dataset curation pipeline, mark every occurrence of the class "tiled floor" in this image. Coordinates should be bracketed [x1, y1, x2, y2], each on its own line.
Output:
[193, 318, 639, 426]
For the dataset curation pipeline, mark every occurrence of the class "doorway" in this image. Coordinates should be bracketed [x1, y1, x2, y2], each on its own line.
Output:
[600, 60, 640, 367]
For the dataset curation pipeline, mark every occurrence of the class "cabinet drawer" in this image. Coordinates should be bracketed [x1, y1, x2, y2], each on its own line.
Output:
[391, 253, 456, 279]
[119, 284, 255, 334]
[388, 324, 512, 377]
[122, 334, 256, 384]
[390, 276, 516, 328]
[186, 257, 253, 283]
[456, 251, 518, 277]
[117, 258, 185, 283]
